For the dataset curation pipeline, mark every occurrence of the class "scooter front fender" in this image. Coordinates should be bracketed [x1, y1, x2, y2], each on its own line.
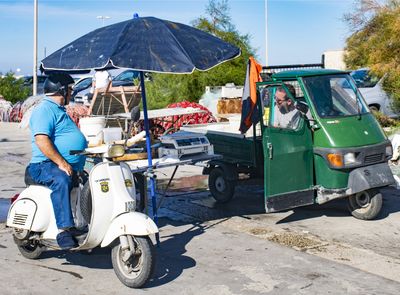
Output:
[100, 212, 158, 247]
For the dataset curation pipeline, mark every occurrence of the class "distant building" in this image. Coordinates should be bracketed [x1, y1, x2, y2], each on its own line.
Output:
[322, 50, 346, 70]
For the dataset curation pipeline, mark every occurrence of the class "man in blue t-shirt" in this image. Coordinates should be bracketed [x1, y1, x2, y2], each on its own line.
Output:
[27, 73, 87, 250]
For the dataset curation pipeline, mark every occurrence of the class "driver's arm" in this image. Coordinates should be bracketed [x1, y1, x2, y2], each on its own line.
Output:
[35, 134, 73, 176]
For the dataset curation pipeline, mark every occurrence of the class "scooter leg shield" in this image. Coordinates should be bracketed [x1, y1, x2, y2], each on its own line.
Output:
[100, 212, 158, 247]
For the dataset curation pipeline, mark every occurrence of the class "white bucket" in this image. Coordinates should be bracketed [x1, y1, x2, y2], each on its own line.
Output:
[103, 127, 122, 143]
[79, 116, 106, 146]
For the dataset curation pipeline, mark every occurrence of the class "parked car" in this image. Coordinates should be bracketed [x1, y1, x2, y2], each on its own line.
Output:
[112, 69, 139, 87]
[350, 68, 397, 117]
[71, 77, 92, 103]
[72, 70, 138, 104]
[21, 75, 47, 95]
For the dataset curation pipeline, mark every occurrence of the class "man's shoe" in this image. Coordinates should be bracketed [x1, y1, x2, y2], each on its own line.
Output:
[68, 226, 88, 237]
[68, 227, 88, 244]
[56, 231, 78, 250]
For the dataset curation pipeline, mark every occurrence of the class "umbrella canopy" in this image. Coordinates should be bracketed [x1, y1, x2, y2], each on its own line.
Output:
[40, 16, 240, 240]
[41, 16, 240, 73]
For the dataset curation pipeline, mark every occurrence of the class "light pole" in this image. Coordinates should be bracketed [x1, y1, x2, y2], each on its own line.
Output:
[265, 0, 268, 66]
[33, 0, 38, 95]
[97, 15, 111, 27]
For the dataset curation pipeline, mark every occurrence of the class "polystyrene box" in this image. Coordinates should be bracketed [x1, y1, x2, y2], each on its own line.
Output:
[103, 127, 122, 143]
[221, 85, 243, 98]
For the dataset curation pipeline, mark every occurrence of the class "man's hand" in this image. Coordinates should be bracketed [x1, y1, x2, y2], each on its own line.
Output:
[35, 135, 72, 176]
[58, 161, 73, 176]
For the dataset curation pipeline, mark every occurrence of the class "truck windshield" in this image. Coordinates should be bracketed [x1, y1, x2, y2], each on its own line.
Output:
[303, 74, 369, 118]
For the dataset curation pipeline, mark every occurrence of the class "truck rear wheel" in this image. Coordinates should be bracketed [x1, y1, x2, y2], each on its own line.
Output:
[209, 167, 235, 203]
[348, 189, 382, 220]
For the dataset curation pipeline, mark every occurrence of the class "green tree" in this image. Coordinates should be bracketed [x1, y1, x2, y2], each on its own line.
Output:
[344, 0, 400, 110]
[145, 0, 255, 109]
[0, 72, 31, 104]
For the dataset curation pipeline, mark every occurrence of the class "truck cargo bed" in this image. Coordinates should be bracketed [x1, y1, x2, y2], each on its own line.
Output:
[181, 119, 263, 168]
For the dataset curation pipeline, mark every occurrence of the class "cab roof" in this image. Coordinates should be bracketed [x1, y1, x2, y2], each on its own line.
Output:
[271, 69, 349, 80]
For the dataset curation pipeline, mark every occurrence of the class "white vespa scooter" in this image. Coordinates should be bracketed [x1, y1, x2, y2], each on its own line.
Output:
[6, 109, 158, 288]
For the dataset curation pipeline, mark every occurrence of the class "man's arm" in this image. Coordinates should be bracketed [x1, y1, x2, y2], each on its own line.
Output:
[35, 134, 73, 176]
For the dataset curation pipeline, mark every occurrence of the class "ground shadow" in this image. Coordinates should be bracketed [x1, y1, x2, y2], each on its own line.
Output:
[276, 199, 350, 224]
[146, 218, 205, 288]
[39, 247, 113, 270]
[277, 186, 400, 223]
[0, 139, 27, 143]
[37, 218, 203, 288]
[156, 181, 266, 224]
[155, 180, 400, 225]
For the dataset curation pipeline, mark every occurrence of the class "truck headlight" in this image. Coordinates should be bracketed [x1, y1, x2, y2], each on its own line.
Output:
[344, 152, 357, 165]
[386, 144, 393, 159]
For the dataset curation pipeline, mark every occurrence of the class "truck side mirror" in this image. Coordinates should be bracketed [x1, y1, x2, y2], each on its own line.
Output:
[295, 100, 309, 115]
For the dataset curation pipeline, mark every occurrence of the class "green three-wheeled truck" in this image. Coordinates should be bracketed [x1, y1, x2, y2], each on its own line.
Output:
[184, 67, 395, 220]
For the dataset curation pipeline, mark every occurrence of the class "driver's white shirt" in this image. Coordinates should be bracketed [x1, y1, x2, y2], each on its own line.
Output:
[273, 106, 300, 129]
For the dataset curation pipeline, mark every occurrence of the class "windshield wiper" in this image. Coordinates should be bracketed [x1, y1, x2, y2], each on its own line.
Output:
[356, 91, 362, 120]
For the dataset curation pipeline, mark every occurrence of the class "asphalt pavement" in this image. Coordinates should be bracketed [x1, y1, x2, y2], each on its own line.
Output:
[1, 122, 400, 294]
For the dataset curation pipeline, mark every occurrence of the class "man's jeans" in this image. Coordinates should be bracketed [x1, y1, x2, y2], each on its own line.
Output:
[28, 161, 74, 229]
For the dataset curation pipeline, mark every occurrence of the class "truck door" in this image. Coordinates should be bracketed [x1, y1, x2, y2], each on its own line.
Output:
[259, 83, 315, 212]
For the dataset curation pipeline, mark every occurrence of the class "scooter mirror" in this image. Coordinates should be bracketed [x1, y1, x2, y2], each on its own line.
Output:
[131, 106, 140, 123]
[124, 105, 141, 146]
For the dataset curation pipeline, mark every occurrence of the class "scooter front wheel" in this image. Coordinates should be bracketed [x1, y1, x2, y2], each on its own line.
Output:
[111, 235, 155, 288]
[348, 189, 383, 220]
[13, 236, 45, 259]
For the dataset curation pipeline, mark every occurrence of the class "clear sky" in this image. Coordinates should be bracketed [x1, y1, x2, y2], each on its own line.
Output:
[0, 0, 353, 75]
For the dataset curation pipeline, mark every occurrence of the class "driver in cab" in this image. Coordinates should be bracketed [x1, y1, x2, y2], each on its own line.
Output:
[273, 86, 301, 129]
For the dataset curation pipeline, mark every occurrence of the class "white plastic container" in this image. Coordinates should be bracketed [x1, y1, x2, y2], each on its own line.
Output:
[79, 116, 106, 146]
[103, 127, 122, 143]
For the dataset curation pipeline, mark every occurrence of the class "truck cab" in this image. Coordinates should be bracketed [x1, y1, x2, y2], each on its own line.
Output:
[258, 69, 394, 219]
[185, 68, 394, 220]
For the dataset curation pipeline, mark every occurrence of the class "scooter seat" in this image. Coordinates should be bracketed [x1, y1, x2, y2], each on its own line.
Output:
[24, 167, 83, 187]
[24, 167, 39, 186]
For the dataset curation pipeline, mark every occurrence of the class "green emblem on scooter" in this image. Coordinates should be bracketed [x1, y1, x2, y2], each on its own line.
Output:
[100, 181, 109, 193]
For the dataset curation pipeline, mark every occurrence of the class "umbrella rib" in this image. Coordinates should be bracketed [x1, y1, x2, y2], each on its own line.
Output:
[109, 20, 133, 63]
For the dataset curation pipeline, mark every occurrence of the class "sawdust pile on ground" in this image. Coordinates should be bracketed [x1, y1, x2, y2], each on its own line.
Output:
[268, 232, 321, 250]
[249, 228, 271, 235]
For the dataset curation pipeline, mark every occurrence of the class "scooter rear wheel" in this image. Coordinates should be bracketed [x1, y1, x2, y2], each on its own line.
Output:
[14, 236, 45, 259]
[111, 235, 155, 288]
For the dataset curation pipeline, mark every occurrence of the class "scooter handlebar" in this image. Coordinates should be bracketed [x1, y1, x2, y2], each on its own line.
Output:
[69, 150, 86, 155]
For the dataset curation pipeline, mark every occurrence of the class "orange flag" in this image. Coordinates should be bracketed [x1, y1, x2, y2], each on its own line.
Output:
[240, 57, 263, 133]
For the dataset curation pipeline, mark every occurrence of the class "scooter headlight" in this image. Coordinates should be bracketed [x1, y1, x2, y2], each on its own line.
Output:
[108, 144, 125, 158]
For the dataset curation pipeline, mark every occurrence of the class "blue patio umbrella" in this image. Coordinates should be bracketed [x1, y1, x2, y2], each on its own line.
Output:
[40, 16, 241, 235]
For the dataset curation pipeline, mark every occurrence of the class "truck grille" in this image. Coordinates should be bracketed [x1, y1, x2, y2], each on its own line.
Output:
[364, 153, 384, 164]
[13, 213, 28, 226]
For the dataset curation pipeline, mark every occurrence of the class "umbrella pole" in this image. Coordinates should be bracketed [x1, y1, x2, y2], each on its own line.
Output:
[139, 71, 160, 246]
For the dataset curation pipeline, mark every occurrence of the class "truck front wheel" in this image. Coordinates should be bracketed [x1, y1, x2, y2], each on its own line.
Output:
[348, 189, 382, 220]
[209, 167, 236, 203]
